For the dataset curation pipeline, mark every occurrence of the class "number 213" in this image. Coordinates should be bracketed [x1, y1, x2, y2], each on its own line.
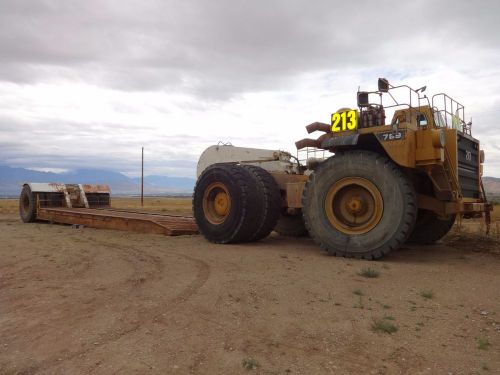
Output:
[331, 110, 357, 132]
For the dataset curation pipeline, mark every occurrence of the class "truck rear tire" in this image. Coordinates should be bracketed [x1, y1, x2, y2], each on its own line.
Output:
[407, 210, 456, 245]
[242, 165, 281, 241]
[274, 213, 308, 237]
[302, 151, 417, 260]
[193, 164, 263, 243]
[19, 185, 37, 223]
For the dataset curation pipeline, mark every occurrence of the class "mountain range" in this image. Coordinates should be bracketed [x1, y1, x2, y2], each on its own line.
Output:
[1, 165, 499, 198]
[0, 165, 195, 197]
[483, 176, 500, 198]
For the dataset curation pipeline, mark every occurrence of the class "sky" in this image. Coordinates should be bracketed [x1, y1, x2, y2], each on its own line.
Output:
[1, 0, 500, 178]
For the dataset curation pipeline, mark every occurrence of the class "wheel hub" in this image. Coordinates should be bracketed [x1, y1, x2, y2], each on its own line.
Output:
[202, 182, 231, 224]
[346, 197, 363, 214]
[325, 177, 383, 234]
[214, 191, 229, 216]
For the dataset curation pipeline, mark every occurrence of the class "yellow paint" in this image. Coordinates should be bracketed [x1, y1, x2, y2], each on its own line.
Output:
[331, 109, 357, 132]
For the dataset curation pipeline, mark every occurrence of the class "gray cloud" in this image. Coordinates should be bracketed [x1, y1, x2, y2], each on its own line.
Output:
[0, 114, 204, 177]
[1, 1, 499, 98]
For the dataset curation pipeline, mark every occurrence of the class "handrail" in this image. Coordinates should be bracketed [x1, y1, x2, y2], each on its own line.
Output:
[431, 93, 470, 134]
[360, 85, 431, 126]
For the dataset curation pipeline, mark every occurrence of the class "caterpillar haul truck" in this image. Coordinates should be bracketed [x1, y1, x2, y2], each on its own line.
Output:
[193, 78, 492, 259]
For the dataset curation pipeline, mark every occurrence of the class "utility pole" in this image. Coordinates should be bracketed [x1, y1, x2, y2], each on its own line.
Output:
[141, 146, 144, 207]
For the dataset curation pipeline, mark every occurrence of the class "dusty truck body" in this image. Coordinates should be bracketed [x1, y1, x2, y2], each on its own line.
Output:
[193, 78, 491, 259]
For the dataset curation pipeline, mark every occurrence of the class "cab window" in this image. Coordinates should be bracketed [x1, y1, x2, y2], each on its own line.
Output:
[416, 114, 428, 126]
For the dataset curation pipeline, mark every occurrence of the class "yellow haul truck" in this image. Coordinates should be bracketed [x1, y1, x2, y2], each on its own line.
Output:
[193, 78, 491, 259]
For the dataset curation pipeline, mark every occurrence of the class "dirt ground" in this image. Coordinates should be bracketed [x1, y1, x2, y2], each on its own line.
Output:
[0, 198, 499, 374]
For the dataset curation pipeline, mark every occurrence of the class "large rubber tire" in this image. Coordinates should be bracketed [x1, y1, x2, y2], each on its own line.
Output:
[274, 213, 308, 237]
[242, 165, 281, 241]
[193, 164, 263, 243]
[302, 150, 417, 260]
[407, 210, 456, 245]
[19, 185, 37, 223]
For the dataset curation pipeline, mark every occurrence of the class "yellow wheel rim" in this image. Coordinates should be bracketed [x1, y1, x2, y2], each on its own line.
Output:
[325, 177, 383, 234]
[203, 182, 231, 224]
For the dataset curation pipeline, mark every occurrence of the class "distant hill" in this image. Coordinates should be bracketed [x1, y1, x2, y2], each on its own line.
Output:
[0, 166, 195, 197]
[1, 164, 498, 199]
[483, 176, 500, 197]
[132, 175, 196, 191]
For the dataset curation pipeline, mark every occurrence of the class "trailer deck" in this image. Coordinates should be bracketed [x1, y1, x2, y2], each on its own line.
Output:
[20, 182, 198, 236]
[37, 207, 198, 236]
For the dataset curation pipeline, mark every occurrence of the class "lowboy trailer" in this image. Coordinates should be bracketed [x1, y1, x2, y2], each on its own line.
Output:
[19, 183, 197, 236]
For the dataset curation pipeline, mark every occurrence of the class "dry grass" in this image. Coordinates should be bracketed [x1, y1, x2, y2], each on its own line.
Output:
[241, 357, 260, 370]
[477, 338, 491, 350]
[419, 290, 434, 300]
[1, 196, 498, 233]
[0, 199, 19, 215]
[0, 197, 193, 216]
[358, 267, 380, 278]
[445, 211, 500, 255]
[371, 318, 398, 334]
[490, 204, 500, 221]
[111, 197, 192, 214]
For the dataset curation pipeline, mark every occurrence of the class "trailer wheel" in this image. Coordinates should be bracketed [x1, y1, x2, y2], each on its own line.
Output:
[242, 165, 281, 241]
[407, 210, 456, 245]
[302, 150, 417, 260]
[193, 164, 263, 243]
[19, 185, 37, 223]
[274, 213, 308, 237]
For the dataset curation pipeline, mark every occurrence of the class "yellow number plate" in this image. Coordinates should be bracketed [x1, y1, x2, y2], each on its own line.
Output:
[331, 109, 357, 132]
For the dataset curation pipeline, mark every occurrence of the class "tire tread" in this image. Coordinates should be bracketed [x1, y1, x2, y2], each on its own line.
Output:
[242, 165, 281, 241]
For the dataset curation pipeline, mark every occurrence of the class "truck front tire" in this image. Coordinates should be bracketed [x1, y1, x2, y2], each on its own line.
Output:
[302, 151, 417, 259]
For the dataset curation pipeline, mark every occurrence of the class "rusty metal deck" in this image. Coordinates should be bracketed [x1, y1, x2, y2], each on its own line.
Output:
[37, 207, 198, 236]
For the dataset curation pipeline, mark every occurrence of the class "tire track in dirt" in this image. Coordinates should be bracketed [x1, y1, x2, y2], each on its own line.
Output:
[158, 253, 211, 306]
[9, 239, 210, 375]
[0, 254, 92, 296]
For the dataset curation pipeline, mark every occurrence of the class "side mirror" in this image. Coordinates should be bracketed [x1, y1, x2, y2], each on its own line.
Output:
[378, 78, 389, 92]
[357, 91, 370, 107]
